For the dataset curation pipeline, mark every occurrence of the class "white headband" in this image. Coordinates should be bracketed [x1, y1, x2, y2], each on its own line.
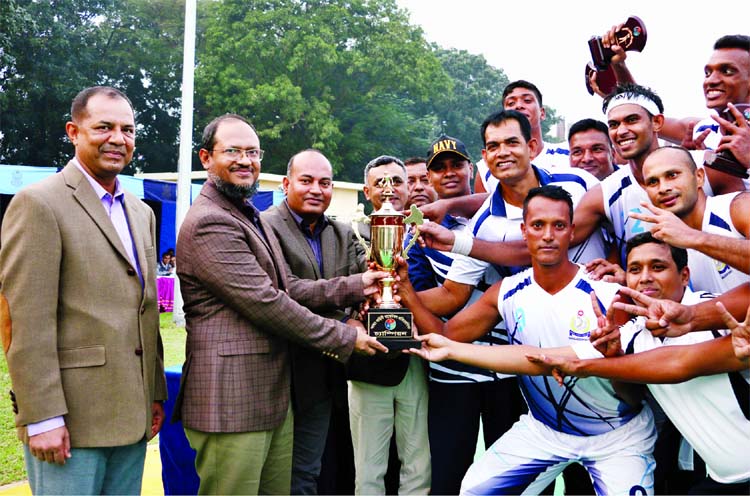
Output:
[604, 93, 661, 117]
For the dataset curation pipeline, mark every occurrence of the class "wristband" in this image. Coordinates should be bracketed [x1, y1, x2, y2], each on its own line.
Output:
[450, 231, 474, 256]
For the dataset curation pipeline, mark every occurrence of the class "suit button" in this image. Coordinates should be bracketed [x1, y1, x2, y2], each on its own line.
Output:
[134, 347, 143, 356]
[127, 267, 136, 276]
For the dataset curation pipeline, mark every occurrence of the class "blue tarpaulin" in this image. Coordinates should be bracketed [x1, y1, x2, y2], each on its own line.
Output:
[0, 165, 279, 256]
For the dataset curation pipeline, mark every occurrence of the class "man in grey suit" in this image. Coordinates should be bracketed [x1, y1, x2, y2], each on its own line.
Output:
[262, 149, 366, 494]
[0, 86, 166, 494]
[175, 115, 387, 495]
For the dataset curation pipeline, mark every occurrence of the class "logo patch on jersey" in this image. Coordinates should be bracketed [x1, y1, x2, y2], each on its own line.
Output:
[569, 310, 591, 340]
[714, 259, 731, 279]
[628, 207, 646, 234]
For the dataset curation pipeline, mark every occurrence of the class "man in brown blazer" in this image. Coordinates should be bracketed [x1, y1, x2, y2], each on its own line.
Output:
[262, 149, 366, 494]
[175, 114, 387, 495]
[0, 86, 167, 494]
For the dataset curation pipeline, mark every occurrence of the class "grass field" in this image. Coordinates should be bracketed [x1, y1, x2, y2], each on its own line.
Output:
[0, 313, 187, 485]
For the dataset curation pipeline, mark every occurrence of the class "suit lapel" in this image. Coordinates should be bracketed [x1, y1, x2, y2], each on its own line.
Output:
[202, 182, 287, 289]
[259, 215, 289, 290]
[279, 203, 321, 279]
[320, 220, 337, 279]
[123, 194, 149, 282]
[63, 163, 133, 267]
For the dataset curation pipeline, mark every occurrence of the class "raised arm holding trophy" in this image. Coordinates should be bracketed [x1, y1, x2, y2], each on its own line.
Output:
[585, 16, 647, 96]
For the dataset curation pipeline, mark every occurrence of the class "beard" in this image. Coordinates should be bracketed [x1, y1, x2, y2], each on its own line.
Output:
[210, 173, 259, 200]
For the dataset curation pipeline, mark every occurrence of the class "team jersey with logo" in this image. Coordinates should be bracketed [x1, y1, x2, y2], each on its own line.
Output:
[448, 166, 607, 290]
[687, 192, 749, 294]
[578, 289, 750, 484]
[498, 267, 640, 436]
[477, 142, 570, 193]
[405, 216, 504, 383]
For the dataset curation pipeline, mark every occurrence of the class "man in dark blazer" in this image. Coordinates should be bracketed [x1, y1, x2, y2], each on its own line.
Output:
[175, 114, 387, 495]
[0, 86, 166, 494]
[262, 149, 365, 494]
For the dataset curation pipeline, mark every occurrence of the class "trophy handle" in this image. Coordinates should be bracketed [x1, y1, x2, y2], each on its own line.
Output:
[351, 212, 371, 260]
[585, 62, 617, 96]
[402, 204, 425, 261]
[402, 226, 419, 261]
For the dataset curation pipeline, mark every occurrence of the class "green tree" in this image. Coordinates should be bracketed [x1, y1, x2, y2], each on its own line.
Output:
[0, 0, 184, 173]
[541, 105, 563, 143]
[195, 0, 450, 182]
[428, 47, 509, 161]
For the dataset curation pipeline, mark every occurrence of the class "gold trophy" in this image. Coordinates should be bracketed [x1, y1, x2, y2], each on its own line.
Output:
[352, 175, 423, 351]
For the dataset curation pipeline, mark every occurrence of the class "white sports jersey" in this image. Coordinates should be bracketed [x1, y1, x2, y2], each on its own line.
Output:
[600, 166, 653, 265]
[448, 166, 607, 289]
[477, 141, 570, 193]
[580, 289, 750, 484]
[687, 192, 749, 294]
[405, 216, 505, 383]
[692, 116, 721, 150]
[498, 267, 642, 436]
[600, 164, 717, 265]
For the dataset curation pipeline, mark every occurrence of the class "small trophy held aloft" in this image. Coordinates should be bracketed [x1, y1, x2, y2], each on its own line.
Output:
[352, 175, 423, 351]
[704, 104, 750, 179]
[584, 16, 647, 96]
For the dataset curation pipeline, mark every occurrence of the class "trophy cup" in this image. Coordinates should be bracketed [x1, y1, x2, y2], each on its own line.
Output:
[584, 16, 647, 96]
[352, 175, 423, 351]
[703, 103, 750, 179]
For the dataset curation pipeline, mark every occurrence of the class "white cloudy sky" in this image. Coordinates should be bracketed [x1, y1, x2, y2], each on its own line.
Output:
[396, 0, 749, 131]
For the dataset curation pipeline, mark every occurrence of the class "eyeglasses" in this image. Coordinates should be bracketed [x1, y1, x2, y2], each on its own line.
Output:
[212, 148, 264, 161]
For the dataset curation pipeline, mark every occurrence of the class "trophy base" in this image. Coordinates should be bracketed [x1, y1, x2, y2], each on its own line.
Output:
[704, 151, 749, 179]
[367, 307, 421, 352]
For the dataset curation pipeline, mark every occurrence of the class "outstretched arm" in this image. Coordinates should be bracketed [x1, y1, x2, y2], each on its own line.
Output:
[409, 333, 576, 375]
[398, 256, 503, 342]
[528, 334, 746, 386]
[613, 283, 750, 337]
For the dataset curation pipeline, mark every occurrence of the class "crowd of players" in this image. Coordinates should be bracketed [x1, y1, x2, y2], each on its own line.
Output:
[387, 31, 749, 495]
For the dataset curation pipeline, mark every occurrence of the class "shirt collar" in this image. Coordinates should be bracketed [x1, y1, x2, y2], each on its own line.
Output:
[489, 165, 550, 217]
[286, 200, 328, 236]
[72, 158, 124, 200]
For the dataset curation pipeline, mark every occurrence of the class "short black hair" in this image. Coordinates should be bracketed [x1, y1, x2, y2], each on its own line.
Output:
[404, 157, 427, 167]
[70, 86, 134, 122]
[480, 110, 532, 146]
[625, 232, 688, 271]
[200, 113, 255, 152]
[363, 155, 405, 184]
[602, 83, 665, 117]
[568, 118, 610, 143]
[503, 80, 543, 107]
[714, 34, 750, 52]
[522, 185, 574, 222]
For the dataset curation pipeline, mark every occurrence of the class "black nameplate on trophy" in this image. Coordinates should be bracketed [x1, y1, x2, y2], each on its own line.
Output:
[367, 307, 420, 352]
[704, 151, 750, 179]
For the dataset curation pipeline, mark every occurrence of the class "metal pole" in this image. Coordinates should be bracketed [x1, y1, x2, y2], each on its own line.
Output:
[173, 0, 197, 327]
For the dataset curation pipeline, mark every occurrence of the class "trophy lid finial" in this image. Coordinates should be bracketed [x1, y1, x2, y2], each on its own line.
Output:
[372, 173, 402, 217]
